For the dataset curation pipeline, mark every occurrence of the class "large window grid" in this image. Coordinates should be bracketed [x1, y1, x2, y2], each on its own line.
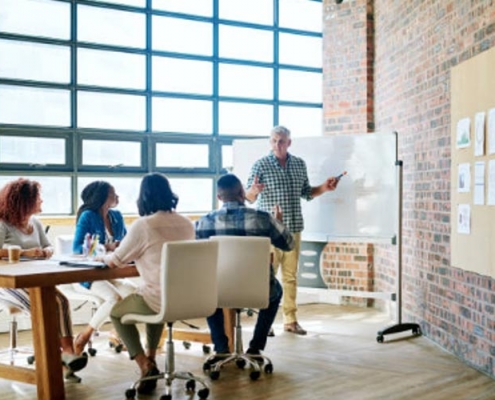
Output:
[0, 0, 323, 214]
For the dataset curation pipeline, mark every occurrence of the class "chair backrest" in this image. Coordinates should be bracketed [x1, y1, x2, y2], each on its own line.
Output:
[210, 236, 271, 310]
[159, 239, 219, 323]
[56, 234, 75, 255]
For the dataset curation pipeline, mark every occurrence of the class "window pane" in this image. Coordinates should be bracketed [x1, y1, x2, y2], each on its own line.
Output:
[219, 25, 273, 62]
[82, 140, 141, 167]
[152, 98, 212, 134]
[279, 70, 322, 103]
[280, 33, 322, 68]
[153, 0, 212, 16]
[219, 0, 272, 25]
[78, 48, 146, 90]
[0, 40, 70, 84]
[0, 0, 70, 39]
[156, 143, 209, 168]
[0, 176, 72, 214]
[78, 177, 141, 214]
[279, 106, 322, 137]
[153, 16, 212, 56]
[219, 64, 272, 99]
[279, 0, 322, 32]
[78, 5, 145, 49]
[0, 136, 65, 165]
[90, 0, 145, 7]
[219, 102, 272, 136]
[0, 85, 70, 126]
[78, 92, 145, 131]
[222, 145, 233, 169]
[169, 178, 212, 212]
[152, 57, 212, 95]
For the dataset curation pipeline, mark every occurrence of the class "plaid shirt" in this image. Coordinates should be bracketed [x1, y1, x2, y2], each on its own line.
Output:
[247, 152, 312, 233]
[195, 201, 294, 253]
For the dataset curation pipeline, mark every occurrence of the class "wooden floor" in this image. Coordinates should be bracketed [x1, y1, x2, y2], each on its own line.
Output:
[0, 304, 494, 400]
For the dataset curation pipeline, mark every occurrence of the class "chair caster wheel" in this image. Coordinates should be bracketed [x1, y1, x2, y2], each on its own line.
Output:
[264, 363, 273, 374]
[377, 335, 384, 343]
[160, 395, 172, 400]
[198, 388, 210, 399]
[183, 341, 191, 350]
[210, 370, 220, 380]
[236, 359, 246, 369]
[250, 370, 261, 380]
[125, 388, 136, 399]
[88, 348, 97, 357]
[186, 379, 195, 391]
[27, 355, 35, 365]
[203, 345, 211, 354]
[202, 362, 211, 372]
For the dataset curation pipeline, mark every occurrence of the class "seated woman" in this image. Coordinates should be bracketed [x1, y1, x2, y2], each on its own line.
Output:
[70, 181, 136, 354]
[102, 173, 194, 395]
[0, 178, 88, 379]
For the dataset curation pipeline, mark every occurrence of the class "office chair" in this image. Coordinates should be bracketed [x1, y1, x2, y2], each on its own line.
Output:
[203, 236, 273, 381]
[121, 239, 218, 400]
[0, 298, 35, 365]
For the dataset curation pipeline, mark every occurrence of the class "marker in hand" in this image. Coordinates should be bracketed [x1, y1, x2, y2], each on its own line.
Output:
[336, 171, 347, 181]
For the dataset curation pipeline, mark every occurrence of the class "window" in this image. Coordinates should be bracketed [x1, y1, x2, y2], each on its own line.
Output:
[0, 0, 322, 215]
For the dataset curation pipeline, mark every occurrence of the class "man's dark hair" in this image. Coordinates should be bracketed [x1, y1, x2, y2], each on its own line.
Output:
[217, 174, 243, 201]
[137, 173, 178, 216]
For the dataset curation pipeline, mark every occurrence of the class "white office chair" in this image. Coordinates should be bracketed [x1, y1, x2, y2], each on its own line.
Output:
[0, 298, 35, 365]
[203, 236, 273, 381]
[122, 239, 218, 400]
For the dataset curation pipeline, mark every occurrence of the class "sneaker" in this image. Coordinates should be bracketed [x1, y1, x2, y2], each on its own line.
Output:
[206, 351, 229, 366]
[246, 348, 263, 365]
[284, 322, 307, 335]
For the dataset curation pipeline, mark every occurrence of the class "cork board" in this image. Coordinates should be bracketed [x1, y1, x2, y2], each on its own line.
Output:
[451, 46, 495, 277]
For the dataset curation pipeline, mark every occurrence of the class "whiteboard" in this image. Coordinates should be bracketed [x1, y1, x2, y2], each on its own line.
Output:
[233, 132, 398, 242]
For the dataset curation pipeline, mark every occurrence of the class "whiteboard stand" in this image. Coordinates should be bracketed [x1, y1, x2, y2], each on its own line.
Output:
[376, 160, 422, 343]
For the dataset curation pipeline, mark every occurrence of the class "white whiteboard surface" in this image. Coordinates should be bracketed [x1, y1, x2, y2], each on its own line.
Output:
[233, 133, 398, 243]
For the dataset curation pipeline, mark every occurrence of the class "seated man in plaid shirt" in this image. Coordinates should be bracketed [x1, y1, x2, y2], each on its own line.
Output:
[195, 173, 294, 360]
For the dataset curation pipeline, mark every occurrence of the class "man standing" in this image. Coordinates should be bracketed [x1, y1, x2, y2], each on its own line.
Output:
[245, 125, 340, 335]
[196, 173, 294, 359]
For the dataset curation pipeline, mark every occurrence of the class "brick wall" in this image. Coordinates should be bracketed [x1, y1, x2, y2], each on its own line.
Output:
[323, 0, 495, 377]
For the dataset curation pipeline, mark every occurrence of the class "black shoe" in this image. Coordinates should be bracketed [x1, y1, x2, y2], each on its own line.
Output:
[246, 348, 263, 365]
[137, 366, 160, 395]
[268, 328, 275, 337]
[206, 351, 229, 366]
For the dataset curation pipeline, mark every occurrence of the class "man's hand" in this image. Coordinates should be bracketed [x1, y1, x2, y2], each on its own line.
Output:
[325, 177, 339, 191]
[272, 204, 283, 222]
[246, 175, 265, 202]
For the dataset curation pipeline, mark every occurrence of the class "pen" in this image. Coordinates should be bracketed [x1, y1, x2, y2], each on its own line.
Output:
[44, 225, 50, 234]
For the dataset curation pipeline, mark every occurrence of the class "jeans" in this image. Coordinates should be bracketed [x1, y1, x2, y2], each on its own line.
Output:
[207, 277, 283, 353]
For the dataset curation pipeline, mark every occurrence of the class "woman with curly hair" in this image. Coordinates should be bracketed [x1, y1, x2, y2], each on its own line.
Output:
[0, 178, 88, 380]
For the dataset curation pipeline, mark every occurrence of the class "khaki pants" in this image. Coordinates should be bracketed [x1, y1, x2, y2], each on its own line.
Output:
[272, 232, 301, 324]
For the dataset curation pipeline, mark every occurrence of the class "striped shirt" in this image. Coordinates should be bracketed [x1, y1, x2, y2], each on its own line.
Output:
[247, 152, 312, 233]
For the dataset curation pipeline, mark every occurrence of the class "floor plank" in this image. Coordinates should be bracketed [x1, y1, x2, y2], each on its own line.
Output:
[0, 304, 493, 400]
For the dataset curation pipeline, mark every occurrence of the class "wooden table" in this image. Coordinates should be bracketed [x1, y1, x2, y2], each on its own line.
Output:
[0, 260, 138, 400]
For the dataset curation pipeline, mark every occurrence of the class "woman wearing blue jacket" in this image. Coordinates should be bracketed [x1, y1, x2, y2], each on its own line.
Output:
[69, 181, 136, 354]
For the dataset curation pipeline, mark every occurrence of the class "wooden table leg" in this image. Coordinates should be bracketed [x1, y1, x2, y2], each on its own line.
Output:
[29, 287, 66, 400]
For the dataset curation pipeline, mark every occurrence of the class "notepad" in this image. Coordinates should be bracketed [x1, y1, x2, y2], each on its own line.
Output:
[59, 260, 107, 268]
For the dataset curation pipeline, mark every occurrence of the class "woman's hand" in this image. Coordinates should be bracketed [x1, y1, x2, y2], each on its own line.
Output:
[21, 247, 46, 259]
[42, 248, 54, 259]
[105, 240, 120, 252]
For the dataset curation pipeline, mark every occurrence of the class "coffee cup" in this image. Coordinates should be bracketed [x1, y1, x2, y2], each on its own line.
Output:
[7, 245, 21, 263]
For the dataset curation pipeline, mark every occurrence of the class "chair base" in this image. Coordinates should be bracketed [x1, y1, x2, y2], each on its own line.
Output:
[124, 322, 210, 400]
[202, 309, 274, 381]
